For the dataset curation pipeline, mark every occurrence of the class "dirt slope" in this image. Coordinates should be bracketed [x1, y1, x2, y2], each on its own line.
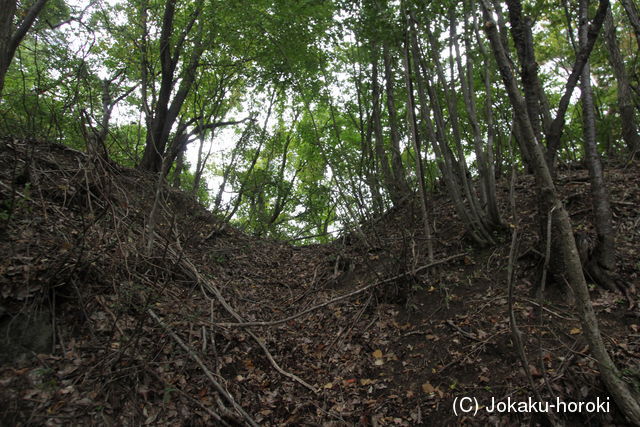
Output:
[1, 138, 639, 425]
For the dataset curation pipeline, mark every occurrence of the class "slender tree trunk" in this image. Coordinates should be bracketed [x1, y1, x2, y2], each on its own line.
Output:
[544, 0, 610, 169]
[364, 107, 384, 214]
[458, 3, 501, 227]
[268, 133, 295, 227]
[0, 0, 15, 98]
[401, 24, 434, 261]
[472, 4, 501, 224]
[213, 124, 252, 211]
[382, 41, 410, 199]
[603, 9, 639, 153]
[504, 0, 548, 143]
[480, 2, 640, 422]
[579, 0, 619, 291]
[172, 150, 184, 188]
[225, 91, 276, 221]
[424, 20, 492, 240]
[421, 17, 494, 245]
[425, 79, 490, 246]
[352, 46, 383, 214]
[191, 133, 206, 193]
[371, 42, 398, 205]
[621, 0, 640, 50]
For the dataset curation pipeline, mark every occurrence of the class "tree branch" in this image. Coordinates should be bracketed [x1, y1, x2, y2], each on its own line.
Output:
[9, 0, 49, 59]
[545, 0, 609, 167]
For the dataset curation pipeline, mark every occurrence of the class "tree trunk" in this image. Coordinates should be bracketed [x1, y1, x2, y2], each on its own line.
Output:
[351, 46, 383, 214]
[401, 23, 434, 261]
[458, 3, 502, 227]
[621, 0, 640, 50]
[382, 41, 410, 199]
[421, 18, 494, 245]
[472, 6, 502, 225]
[603, 9, 639, 153]
[370, 42, 398, 205]
[139, 0, 204, 172]
[579, 1, 619, 292]
[225, 91, 275, 221]
[424, 19, 492, 240]
[544, 0, 610, 169]
[504, 0, 548, 143]
[480, 1, 640, 422]
[172, 150, 184, 188]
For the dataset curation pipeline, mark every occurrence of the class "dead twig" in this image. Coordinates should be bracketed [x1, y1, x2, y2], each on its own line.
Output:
[161, 243, 318, 393]
[214, 253, 466, 328]
[148, 309, 258, 427]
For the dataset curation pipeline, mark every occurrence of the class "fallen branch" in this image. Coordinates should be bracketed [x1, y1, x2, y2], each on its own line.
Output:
[161, 243, 318, 393]
[145, 366, 231, 426]
[445, 320, 483, 342]
[214, 253, 466, 328]
[148, 309, 258, 427]
[515, 297, 576, 321]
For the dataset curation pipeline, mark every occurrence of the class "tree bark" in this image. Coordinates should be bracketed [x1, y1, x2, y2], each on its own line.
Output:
[544, 0, 610, 169]
[603, 9, 639, 153]
[472, 3, 501, 225]
[382, 41, 410, 199]
[421, 18, 494, 245]
[370, 42, 398, 205]
[401, 21, 434, 261]
[425, 19, 492, 240]
[458, 2, 501, 227]
[504, 0, 548, 143]
[621, 0, 640, 51]
[579, 0, 619, 291]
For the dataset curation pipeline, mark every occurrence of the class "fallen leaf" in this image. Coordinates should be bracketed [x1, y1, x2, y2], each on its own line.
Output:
[372, 349, 383, 359]
[569, 328, 582, 335]
[422, 383, 435, 394]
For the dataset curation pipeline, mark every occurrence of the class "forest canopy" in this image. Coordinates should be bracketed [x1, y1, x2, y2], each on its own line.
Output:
[0, 0, 638, 241]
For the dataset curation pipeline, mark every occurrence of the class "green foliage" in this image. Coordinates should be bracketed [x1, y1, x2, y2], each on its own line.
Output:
[1, 0, 638, 241]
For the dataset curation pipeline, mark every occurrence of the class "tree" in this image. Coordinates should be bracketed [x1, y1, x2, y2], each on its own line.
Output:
[0, 0, 49, 98]
[138, 0, 206, 172]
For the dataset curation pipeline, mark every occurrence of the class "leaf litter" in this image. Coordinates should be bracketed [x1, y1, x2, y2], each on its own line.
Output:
[0, 138, 639, 425]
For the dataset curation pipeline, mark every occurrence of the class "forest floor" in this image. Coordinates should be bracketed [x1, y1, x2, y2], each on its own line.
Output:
[1, 137, 639, 426]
